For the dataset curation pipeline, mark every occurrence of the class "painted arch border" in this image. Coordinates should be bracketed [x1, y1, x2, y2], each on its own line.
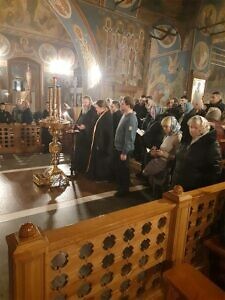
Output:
[47, 0, 101, 92]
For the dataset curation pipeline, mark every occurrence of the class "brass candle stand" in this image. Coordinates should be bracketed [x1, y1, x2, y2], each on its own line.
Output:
[33, 77, 70, 187]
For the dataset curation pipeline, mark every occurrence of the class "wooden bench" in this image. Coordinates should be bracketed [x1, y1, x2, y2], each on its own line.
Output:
[204, 235, 225, 289]
[164, 263, 225, 300]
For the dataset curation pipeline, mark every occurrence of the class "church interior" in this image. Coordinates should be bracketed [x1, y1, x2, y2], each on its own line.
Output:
[1, 0, 225, 299]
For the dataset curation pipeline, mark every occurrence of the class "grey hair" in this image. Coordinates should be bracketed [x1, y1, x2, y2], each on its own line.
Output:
[187, 115, 210, 135]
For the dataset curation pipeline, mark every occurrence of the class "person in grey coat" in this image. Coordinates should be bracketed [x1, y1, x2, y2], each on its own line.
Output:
[114, 96, 138, 197]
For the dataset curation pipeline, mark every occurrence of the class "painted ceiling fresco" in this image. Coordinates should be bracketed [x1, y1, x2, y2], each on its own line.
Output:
[197, 1, 225, 44]
[79, 0, 202, 22]
[0, 0, 70, 42]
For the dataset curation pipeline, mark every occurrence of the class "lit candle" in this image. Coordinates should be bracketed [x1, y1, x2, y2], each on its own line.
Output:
[53, 77, 57, 118]
[56, 85, 61, 119]
[48, 87, 53, 117]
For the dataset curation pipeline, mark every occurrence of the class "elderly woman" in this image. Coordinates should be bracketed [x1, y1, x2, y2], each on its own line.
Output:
[205, 107, 225, 157]
[143, 116, 182, 186]
[173, 115, 222, 191]
[181, 98, 206, 144]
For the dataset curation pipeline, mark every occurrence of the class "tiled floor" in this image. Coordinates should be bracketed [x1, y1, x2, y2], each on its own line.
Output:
[0, 153, 154, 300]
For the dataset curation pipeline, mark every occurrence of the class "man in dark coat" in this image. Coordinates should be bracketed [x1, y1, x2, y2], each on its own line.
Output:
[173, 116, 222, 191]
[21, 101, 33, 124]
[133, 95, 147, 161]
[71, 96, 97, 174]
[12, 99, 23, 123]
[0, 102, 12, 123]
[86, 100, 113, 181]
[110, 100, 122, 137]
[133, 95, 147, 127]
[206, 91, 225, 112]
[41, 102, 52, 153]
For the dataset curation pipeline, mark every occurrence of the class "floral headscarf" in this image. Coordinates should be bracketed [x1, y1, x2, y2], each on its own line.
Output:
[161, 116, 181, 135]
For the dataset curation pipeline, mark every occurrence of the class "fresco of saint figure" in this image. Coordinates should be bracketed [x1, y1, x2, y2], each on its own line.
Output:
[0, 34, 10, 57]
[48, 0, 72, 19]
[39, 43, 57, 64]
[58, 48, 75, 66]
[193, 41, 209, 71]
[114, 0, 136, 8]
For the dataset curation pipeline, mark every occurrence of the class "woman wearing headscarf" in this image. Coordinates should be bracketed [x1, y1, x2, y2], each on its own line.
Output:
[143, 116, 182, 186]
[173, 115, 222, 191]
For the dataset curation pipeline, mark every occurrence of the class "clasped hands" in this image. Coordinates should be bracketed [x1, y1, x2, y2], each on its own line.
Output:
[150, 146, 163, 157]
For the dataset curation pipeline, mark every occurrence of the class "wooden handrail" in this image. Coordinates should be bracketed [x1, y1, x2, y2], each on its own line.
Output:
[164, 263, 225, 299]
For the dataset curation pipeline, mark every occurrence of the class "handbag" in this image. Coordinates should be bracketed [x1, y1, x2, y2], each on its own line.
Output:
[143, 158, 167, 176]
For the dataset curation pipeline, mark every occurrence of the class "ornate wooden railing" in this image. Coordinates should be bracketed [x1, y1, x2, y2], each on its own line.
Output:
[0, 124, 41, 154]
[6, 183, 225, 299]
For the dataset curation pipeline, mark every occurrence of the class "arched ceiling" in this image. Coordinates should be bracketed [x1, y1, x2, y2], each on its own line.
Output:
[78, 0, 205, 53]
[80, 0, 203, 26]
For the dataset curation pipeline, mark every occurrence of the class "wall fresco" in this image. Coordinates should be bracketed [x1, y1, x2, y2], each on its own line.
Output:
[147, 23, 190, 104]
[0, 31, 78, 108]
[104, 0, 140, 17]
[96, 16, 145, 87]
[0, 0, 70, 41]
[147, 51, 189, 105]
[48, 0, 72, 19]
[196, 1, 225, 98]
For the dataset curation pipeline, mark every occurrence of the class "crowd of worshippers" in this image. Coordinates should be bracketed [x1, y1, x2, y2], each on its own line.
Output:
[69, 91, 225, 197]
[0, 100, 78, 125]
[0, 100, 34, 124]
[1, 91, 225, 197]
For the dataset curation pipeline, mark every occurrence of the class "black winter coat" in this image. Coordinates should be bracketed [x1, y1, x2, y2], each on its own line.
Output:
[206, 99, 225, 112]
[21, 108, 33, 124]
[143, 120, 164, 149]
[173, 129, 222, 191]
[112, 110, 122, 137]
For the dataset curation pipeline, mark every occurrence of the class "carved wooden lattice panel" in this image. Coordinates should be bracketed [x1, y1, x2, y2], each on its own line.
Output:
[48, 212, 171, 300]
[184, 192, 222, 264]
[0, 124, 41, 153]
[0, 125, 15, 150]
[20, 125, 41, 148]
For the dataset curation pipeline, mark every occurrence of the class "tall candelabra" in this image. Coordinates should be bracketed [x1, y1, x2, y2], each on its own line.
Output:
[33, 77, 70, 187]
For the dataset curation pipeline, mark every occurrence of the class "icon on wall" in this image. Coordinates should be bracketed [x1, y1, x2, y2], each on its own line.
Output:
[191, 78, 206, 103]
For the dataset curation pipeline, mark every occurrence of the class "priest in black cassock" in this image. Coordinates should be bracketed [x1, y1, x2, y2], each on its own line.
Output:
[71, 96, 97, 175]
[86, 100, 113, 181]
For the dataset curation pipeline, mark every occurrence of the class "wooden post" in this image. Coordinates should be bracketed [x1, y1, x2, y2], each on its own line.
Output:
[163, 185, 192, 264]
[6, 223, 48, 300]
